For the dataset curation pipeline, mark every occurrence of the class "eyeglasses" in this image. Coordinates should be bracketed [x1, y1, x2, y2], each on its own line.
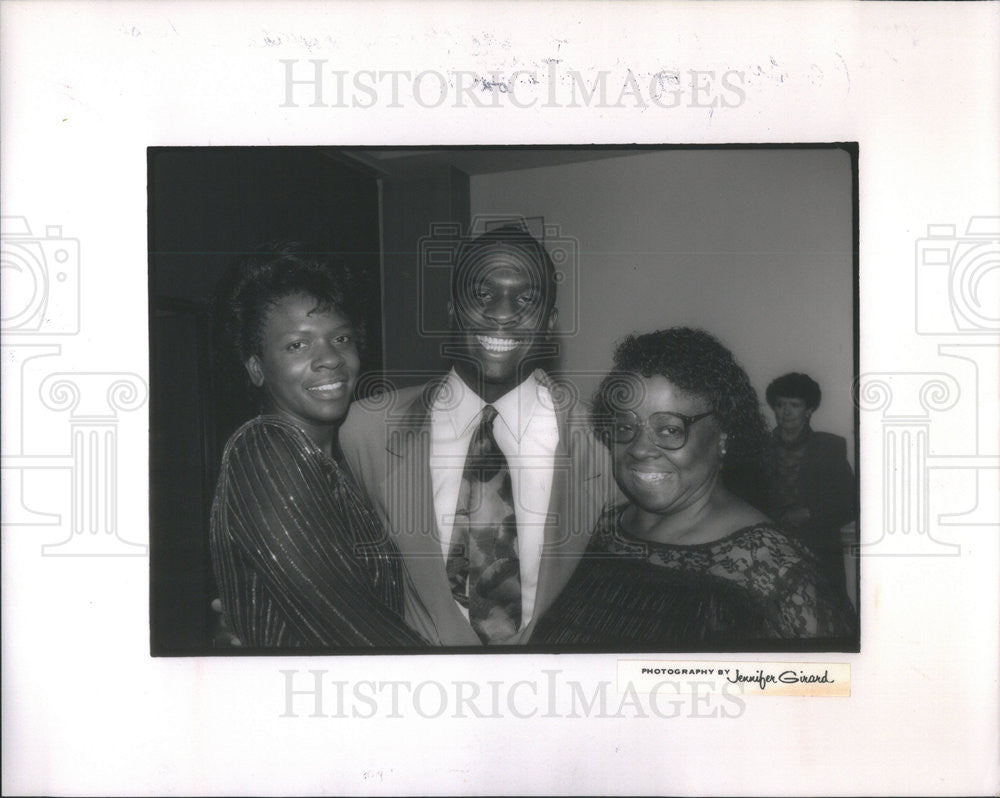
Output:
[604, 409, 715, 450]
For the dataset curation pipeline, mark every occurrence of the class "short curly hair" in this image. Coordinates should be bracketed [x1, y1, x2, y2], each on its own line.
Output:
[215, 241, 370, 367]
[592, 327, 767, 470]
[765, 372, 821, 411]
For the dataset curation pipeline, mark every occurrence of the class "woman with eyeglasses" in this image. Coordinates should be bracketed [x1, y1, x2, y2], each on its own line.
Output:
[531, 328, 855, 647]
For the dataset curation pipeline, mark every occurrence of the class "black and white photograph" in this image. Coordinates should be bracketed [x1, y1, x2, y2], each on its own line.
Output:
[150, 145, 860, 655]
[3, 2, 998, 796]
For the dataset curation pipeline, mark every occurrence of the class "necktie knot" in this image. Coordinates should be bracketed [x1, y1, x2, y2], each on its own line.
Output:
[480, 404, 499, 429]
[469, 405, 505, 478]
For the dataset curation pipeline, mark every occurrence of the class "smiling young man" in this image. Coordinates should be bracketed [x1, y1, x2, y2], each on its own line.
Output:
[339, 225, 615, 646]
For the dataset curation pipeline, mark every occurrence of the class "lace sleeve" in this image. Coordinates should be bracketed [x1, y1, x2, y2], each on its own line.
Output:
[747, 528, 857, 639]
[211, 419, 424, 647]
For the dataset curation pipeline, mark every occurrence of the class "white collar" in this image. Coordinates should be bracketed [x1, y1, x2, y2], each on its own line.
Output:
[436, 368, 550, 441]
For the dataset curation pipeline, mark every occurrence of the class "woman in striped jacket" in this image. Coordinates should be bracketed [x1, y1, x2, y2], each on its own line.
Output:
[210, 243, 424, 649]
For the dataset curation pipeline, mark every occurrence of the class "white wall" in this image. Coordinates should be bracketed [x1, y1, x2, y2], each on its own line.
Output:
[471, 148, 856, 464]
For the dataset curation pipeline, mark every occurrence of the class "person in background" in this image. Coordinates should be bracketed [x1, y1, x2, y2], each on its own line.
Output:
[764, 372, 857, 600]
[531, 328, 856, 647]
[209, 243, 426, 648]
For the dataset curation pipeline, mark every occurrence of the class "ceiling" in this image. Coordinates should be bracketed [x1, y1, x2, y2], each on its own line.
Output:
[334, 146, 643, 178]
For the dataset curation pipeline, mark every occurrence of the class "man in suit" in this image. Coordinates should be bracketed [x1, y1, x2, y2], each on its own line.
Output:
[339, 224, 615, 645]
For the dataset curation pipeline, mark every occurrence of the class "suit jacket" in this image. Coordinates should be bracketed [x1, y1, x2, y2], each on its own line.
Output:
[339, 373, 616, 645]
[766, 429, 857, 555]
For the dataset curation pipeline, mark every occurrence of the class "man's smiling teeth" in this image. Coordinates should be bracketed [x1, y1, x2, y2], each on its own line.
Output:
[477, 334, 519, 352]
[632, 470, 667, 484]
[307, 381, 345, 394]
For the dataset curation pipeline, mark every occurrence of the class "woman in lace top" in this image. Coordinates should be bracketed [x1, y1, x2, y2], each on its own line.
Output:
[210, 244, 424, 648]
[531, 328, 856, 648]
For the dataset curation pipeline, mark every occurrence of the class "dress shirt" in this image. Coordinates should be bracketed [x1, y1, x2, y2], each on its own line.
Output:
[429, 368, 558, 626]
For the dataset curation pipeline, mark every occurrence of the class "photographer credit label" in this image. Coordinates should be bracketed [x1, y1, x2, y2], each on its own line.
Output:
[619, 660, 851, 697]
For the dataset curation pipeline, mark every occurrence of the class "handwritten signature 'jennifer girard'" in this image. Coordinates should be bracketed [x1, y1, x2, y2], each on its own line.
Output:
[725, 668, 834, 690]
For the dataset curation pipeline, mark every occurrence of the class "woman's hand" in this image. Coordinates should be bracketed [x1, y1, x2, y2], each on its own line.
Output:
[210, 598, 243, 648]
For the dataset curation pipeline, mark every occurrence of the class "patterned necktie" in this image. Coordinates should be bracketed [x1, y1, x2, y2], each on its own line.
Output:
[446, 404, 522, 644]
